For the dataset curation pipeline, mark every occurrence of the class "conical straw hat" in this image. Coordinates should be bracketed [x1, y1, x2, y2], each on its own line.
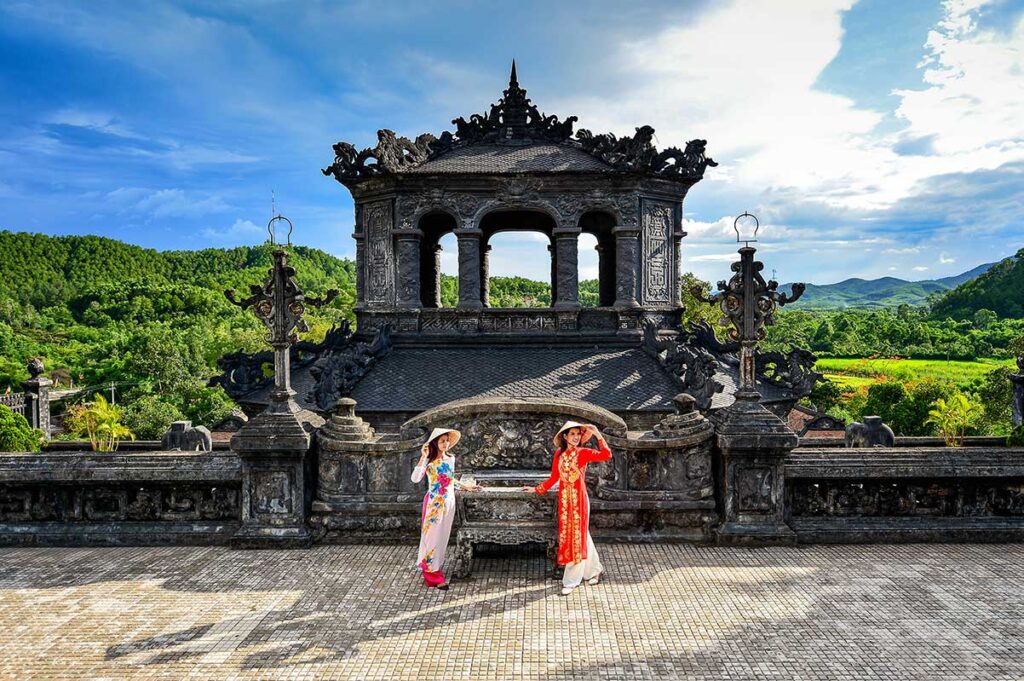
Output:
[553, 421, 596, 447]
[425, 427, 461, 449]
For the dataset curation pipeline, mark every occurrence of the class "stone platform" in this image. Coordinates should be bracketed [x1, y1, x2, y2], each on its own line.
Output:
[1, 544, 1022, 680]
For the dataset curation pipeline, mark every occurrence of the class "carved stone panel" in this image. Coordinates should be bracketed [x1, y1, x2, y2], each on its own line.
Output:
[640, 199, 675, 305]
[253, 471, 293, 515]
[363, 200, 395, 305]
[737, 467, 773, 512]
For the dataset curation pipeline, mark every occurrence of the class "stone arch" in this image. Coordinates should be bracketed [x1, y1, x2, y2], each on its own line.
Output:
[477, 207, 559, 308]
[579, 210, 618, 307]
[417, 210, 459, 308]
[400, 396, 627, 471]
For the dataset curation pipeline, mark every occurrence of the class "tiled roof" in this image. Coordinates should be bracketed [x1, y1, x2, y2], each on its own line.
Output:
[404, 143, 615, 174]
[348, 345, 676, 412]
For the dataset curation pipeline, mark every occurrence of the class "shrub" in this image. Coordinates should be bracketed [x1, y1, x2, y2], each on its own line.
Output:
[927, 393, 983, 447]
[64, 393, 135, 452]
[123, 396, 186, 440]
[0, 404, 42, 452]
[1008, 426, 1024, 447]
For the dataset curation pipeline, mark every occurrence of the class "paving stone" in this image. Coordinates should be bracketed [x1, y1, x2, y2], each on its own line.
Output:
[0, 544, 1021, 680]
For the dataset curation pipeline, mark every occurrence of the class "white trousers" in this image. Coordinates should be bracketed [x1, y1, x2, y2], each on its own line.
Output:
[562, 532, 602, 588]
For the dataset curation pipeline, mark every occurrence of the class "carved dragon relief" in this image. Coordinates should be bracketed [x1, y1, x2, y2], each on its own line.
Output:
[642, 319, 824, 410]
[211, 321, 393, 411]
[323, 64, 716, 184]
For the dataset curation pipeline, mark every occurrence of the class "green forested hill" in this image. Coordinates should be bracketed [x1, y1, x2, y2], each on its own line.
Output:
[781, 261, 996, 310]
[930, 248, 1024, 320]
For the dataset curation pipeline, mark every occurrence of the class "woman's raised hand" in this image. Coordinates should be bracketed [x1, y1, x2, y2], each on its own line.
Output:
[418, 443, 429, 465]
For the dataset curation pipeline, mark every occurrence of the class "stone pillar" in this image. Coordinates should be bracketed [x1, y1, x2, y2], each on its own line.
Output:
[553, 228, 581, 310]
[21, 359, 51, 439]
[433, 243, 444, 308]
[1012, 357, 1024, 427]
[481, 244, 492, 307]
[230, 404, 314, 549]
[672, 231, 684, 306]
[711, 394, 799, 546]
[613, 225, 640, 308]
[455, 227, 484, 311]
[353, 228, 366, 306]
[548, 242, 557, 305]
[394, 228, 423, 310]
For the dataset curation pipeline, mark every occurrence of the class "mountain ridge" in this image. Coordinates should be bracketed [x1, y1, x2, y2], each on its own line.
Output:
[783, 261, 998, 309]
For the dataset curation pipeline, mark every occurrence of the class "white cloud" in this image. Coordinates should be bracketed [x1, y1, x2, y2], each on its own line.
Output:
[913, 265, 929, 271]
[201, 218, 263, 242]
[106, 187, 232, 220]
[552, 0, 1024, 217]
[939, 253, 956, 264]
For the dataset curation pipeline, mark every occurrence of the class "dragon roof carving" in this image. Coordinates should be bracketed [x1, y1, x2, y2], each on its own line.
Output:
[323, 61, 716, 184]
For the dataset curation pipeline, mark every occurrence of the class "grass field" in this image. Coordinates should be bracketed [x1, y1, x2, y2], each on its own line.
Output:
[816, 357, 1016, 391]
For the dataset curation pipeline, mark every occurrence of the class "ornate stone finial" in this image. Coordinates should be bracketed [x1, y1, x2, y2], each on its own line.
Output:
[673, 393, 696, 415]
[653, 393, 712, 439]
[27, 357, 44, 379]
[509, 59, 518, 88]
[694, 232, 804, 401]
[319, 397, 375, 444]
[224, 221, 338, 410]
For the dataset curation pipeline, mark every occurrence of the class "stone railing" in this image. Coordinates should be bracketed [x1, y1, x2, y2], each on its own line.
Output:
[785, 446, 1024, 543]
[0, 391, 26, 416]
[0, 449, 241, 546]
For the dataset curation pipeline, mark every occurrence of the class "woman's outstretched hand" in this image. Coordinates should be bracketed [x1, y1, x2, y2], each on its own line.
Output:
[521, 486, 537, 493]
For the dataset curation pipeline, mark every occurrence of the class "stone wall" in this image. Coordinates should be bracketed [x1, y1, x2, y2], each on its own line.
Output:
[0, 450, 241, 546]
[786, 447, 1024, 543]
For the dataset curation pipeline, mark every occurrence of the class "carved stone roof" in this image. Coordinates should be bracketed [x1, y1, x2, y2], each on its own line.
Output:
[404, 143, 615, 175]
[323, 61, 716, 184]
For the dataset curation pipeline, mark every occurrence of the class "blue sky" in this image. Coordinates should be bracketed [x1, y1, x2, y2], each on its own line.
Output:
[1, 0, 1022, 285]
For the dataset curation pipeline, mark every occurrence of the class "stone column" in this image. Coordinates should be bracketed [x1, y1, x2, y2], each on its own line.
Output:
[711, 395, 799, 546]
[481, 244, 492, 308]
[553, 228, 580, 310]
[672, 230, 684, 307]
[21, 359, 51, 439]
[613, 225, 640, 309]
[394, 228, 423, 309]
[548, 242, 557, 305]
[455, 227, 484, 311]
[353, 228, 365, 307]
[1011, 357, 1024, 427]
[433, 243, 444, 308]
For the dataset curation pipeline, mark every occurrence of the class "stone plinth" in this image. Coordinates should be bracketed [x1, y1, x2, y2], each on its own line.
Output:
[230, 402, 314, 549]
[712, 394, 799, 546]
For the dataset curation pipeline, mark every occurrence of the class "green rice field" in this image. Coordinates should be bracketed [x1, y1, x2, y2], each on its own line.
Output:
[816, 357, 1016, 391]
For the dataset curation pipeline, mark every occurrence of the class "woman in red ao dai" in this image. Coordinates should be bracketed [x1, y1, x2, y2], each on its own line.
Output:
[525, 421, 612, 595]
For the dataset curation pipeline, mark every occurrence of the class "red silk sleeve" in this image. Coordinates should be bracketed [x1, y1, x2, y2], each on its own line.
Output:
[534, 450, 561, 494]
[579, 439, 612, 464]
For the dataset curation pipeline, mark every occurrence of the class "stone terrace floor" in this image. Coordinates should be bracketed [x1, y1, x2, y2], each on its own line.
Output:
[1, 544, 1022, 680]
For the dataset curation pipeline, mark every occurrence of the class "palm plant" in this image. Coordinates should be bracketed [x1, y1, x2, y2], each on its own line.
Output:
[926, 393, 982, 447]
[66, 393, 135, 452]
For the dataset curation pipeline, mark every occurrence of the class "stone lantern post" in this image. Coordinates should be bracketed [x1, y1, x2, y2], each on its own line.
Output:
[225, 216, 337, 548]
[695, 213, 805, 545]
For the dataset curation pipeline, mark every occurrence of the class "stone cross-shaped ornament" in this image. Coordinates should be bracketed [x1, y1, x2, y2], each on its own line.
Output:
[225, 216, 338, 410]
[694, 213, 804, 401]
